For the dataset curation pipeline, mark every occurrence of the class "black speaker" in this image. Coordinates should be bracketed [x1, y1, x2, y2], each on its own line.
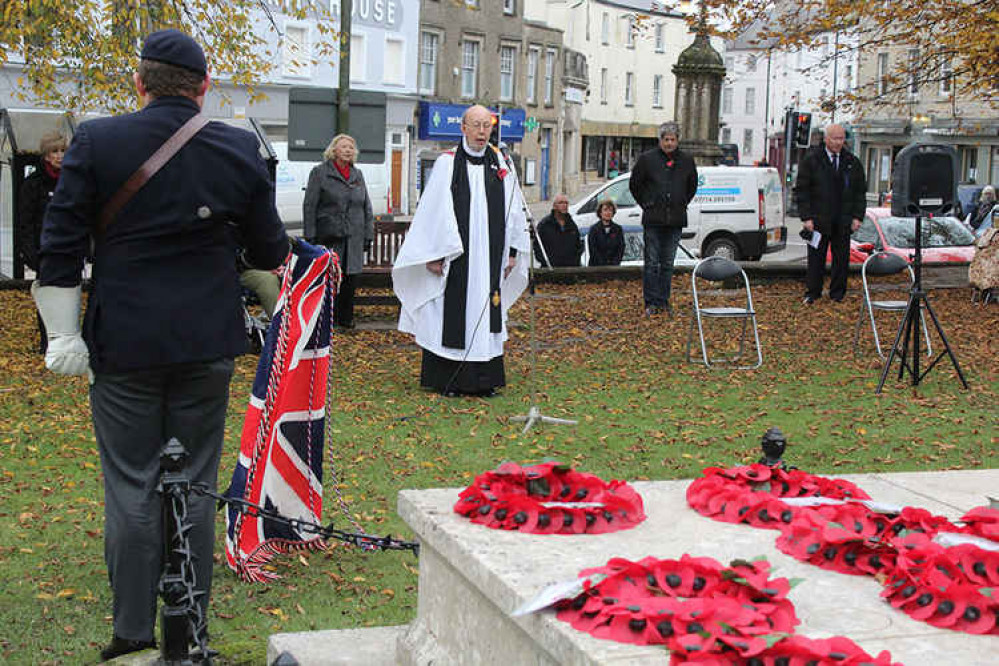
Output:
[891, 142, 958, 216]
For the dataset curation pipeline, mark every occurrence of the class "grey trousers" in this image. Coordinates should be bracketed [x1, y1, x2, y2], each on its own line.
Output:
[90, 358, 234, 642]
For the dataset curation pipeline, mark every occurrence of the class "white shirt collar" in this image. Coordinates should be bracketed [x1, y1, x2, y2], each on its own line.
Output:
[462, 137, 487, 158]
[826, 148, 841, 162]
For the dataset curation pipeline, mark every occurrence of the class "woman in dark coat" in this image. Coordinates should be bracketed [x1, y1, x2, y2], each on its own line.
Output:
[19, 131, 67, 352]
[588, 198, 625, 266]
[303, 134, 374, 328]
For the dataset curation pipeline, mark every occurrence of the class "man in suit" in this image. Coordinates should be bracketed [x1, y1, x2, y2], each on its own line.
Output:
[33, 29, 289, 661]
[629, 122, 699, 316]
[794, 124, 867, 303]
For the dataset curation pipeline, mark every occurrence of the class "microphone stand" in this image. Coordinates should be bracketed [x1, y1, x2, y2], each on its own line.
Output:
[507, 159, 576, 433]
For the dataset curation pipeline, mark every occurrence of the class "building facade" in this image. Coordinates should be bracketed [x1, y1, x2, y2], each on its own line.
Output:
[416, 0, 566, 204]
[720, 26, 859, 168]
[853, 41, 999, 203]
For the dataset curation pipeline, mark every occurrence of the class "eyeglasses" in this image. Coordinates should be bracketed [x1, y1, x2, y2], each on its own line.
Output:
[464, 122, 493, 131]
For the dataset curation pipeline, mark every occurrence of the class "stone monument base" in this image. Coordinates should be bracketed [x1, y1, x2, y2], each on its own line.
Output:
[267, 469, 998, 665]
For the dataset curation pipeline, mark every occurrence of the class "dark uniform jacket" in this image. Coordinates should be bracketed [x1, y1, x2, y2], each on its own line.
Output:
[794, 145, 867, 236]
[587, 220, 625, 266]
[17, 165, 59, 272]
[628, 147, 699, 228]
[533, 211, 582, 267]
[302, 160, 374, 275]
[39, 96, 289, 373]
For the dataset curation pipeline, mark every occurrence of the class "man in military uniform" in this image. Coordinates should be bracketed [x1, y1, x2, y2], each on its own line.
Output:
[33, 29, 289, 661]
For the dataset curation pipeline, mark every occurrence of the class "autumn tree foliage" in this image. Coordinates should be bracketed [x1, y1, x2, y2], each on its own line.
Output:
[0, 0, 341, 113]
[702, 0, 999, 108]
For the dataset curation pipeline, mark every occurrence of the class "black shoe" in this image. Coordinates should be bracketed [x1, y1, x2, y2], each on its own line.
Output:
[830, 296, 844, 303]
[100, 636, 156, 662]
[802, 296, 816, 305]
[645, 306, 663, 317]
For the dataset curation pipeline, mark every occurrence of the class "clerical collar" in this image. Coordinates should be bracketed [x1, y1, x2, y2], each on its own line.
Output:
[462, 138, 487, 158]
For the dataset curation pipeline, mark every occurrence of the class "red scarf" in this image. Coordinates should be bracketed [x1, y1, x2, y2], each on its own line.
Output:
[44, 162, 61, 180]
[334, 161, 351, 181]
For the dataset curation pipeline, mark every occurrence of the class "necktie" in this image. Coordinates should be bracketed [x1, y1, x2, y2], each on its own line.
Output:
[832, 154, 839, 171]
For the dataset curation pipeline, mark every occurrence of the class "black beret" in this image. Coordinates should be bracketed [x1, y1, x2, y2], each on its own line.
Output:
[140, 29, 207, 76]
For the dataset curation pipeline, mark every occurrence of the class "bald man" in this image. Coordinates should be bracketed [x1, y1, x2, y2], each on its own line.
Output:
[794, 124, 867, 304]
[534, 193, 583, 267]
[393, 105, 530, 396]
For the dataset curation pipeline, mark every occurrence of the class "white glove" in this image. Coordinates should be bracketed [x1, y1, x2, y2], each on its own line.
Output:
[31, 282, 91, 377]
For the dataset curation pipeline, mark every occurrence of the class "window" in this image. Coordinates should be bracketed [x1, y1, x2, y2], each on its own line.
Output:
[655, 24, 664, 52]
[908, 49, 919, 97]
[853, 216, 879, 245]
[653, 74, 663, 107]
[465, 0, 479, 7]
[499, 45, 516, 102]
[282, 23, 310, 78]
[419, 31, 438, 95]
[877, 53, 889, 95]
[600, 67, 608, 103]
[626, 16, 635, 48]
[844, 64, 853, 92]
[721, 127, 731, 144]
[527, 47, 539, 104]
[822, 36, 830, 57]
[722, 87, 733, 114]
[746, 54, 757, 72]
[544, 48, 556, 105]
[601, 12, 609, 44]
[743, 128, 753, 156]
[461, 39, 479, 98]
[745, 87, 755, 115]
[625, 72, 634, 106]
[384, 38, 404, 85]
[939, 58, 953, 95]
[503, 0, 515, 14]
[350, 33, 365, 81]
[725, 56, 734, 73]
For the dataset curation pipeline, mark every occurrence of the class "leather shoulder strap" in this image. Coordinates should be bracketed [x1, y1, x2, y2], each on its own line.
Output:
[97, 113, 210, 236]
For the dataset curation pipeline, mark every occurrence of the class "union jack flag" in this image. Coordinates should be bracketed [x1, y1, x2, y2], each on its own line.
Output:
[225, 241, 340, 582]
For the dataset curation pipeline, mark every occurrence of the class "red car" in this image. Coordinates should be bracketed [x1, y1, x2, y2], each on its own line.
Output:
[837, 207, 976, 264]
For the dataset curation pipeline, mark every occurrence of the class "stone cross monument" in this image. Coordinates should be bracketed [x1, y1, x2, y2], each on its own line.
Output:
[672, 6, 725, 166]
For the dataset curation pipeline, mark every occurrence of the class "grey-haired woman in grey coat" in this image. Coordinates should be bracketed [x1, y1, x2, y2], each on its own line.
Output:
[303, 134, 374, 328]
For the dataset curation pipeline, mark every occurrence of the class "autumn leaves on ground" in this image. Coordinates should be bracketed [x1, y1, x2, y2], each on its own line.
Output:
[1, 278, 996, 664]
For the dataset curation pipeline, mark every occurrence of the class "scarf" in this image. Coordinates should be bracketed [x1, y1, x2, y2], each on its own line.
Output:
[442, 140, 505, 349]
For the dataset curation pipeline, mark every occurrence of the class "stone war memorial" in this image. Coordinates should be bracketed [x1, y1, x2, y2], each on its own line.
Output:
[268, 434, 999, 665]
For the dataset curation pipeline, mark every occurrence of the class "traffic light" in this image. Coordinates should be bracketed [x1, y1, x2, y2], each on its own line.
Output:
[794, 112, 812, 148]
[488, 112, 500, 147]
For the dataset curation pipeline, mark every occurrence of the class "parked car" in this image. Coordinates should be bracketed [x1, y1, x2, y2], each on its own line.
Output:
[578, 224, 696, 267]
[568, 166, 786, 262]
[846, 207, 976, 264]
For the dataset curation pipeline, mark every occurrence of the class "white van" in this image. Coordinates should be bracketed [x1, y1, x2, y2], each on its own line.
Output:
[570, 166, 786, 261]
[270, 141, 389, 236]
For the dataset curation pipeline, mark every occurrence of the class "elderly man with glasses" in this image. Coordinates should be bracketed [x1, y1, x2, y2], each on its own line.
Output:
[393, 105, 530, 396]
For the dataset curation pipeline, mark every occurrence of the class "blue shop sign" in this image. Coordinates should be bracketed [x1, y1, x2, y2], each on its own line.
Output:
[418, 102, 525, 142]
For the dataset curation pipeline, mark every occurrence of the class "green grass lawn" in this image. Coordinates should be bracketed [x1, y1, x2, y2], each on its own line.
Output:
[1, 278, 996, 664]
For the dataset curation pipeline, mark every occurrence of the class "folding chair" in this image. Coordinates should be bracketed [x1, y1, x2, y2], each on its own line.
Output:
[685, 256, 762, 369]
[853, 251, 931, 359]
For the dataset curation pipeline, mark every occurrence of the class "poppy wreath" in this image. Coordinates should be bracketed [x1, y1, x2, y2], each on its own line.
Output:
[687, 463, 999, 636]
[453, 462, 645, 535]
[685, 463, 871, 531]
[553, 555, 900, 666]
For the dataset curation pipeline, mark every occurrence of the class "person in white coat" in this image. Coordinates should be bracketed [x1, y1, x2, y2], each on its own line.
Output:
[392, 105, 529, 396]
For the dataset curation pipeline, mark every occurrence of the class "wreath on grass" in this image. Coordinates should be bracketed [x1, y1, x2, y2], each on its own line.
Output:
[686, 463, 999, 636]
[453, 462, 646, 535]
[554, 554, 901, 665]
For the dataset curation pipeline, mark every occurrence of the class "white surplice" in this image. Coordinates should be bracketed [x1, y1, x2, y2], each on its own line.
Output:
[392, 139, 530, 362]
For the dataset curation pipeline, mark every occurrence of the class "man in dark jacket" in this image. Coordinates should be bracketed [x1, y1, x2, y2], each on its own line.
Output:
[533, 194, 582, 267]
[34, 30, 289, 661]
[628, 122, 699, 316]
[794, 124, 867, 303]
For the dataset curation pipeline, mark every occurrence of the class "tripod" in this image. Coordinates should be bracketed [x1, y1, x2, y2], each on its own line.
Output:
[509, 185, 577, 433]
[876, 214, 969, 393]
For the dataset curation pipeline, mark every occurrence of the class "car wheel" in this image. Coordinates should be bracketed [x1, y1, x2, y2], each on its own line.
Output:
[703, 237, 741, 261]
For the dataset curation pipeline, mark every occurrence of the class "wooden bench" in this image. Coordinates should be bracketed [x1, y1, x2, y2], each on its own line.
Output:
[357, 218, 410, 306]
